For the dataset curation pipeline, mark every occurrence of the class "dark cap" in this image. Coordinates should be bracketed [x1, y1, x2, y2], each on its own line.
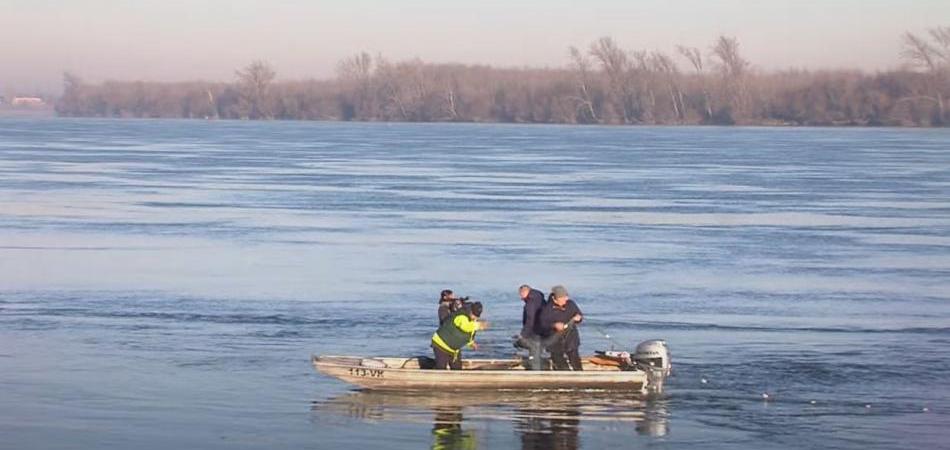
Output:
[469, 302, 483, 318]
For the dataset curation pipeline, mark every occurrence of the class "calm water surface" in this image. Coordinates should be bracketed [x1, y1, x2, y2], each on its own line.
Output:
[1, 119, 949, 449]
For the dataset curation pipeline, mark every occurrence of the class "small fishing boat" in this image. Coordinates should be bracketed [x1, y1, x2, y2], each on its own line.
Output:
[312, 340, 671, 393]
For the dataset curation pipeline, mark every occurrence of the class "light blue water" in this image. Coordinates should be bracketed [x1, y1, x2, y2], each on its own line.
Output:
[1, 119, 949, 449]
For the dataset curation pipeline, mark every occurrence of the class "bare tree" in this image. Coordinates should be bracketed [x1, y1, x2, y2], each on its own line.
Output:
[372, 57, 402, 120]
[442, 74, 462, 121]
[650, 51, 685, 122]
[711, 36, 750, 122]
[712, 36, 749, 79]
[205, 89, 218, 119]
[338, 52, 374, 80]
[678, 45, 713, 120]
[590, 36, 634, 123]
[235, 60, 277, 119]
[901, 26, 949, 123]
[903, 33, 939, 71]
[337, 52, 376, 120]
[629, 51, 654, 122]
[567, 46, 599, 123]
[375, 57, 439, 121]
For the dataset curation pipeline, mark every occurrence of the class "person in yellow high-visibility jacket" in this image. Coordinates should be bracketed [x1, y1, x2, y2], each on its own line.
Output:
[431, 302, 488, 370]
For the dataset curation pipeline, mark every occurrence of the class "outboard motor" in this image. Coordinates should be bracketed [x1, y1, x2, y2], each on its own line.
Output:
[633, 340, 671, 376]
[633, 340, 671, 393]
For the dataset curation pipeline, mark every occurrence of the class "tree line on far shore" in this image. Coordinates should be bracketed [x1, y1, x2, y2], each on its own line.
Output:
[56, 28, 950, 126]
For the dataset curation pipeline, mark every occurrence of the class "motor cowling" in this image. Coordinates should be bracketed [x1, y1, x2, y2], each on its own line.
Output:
[633, 339, 671, 377]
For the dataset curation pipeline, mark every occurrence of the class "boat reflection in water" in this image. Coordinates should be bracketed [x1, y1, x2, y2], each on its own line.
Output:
[431, 407, 477, 450]
[312, 390, 669, 450]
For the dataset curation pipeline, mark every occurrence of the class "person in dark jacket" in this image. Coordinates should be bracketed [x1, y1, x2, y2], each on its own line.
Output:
[514, 284, 546, 370]
[437, 289, 469, 325]
[437, 289, 456, 324]
[538, 285, 583, 371]
[431, 302, 488, 370]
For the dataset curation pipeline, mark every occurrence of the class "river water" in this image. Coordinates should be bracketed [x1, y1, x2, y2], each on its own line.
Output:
[1, 118, 948, 449]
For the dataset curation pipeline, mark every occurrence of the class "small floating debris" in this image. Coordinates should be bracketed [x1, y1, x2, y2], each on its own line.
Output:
[761, 393, 771, 400]
[865, 404, 872, 409]
[922, 407, 929, 412]
[700, 378, 708, 384]
[809, 400, 817, 405]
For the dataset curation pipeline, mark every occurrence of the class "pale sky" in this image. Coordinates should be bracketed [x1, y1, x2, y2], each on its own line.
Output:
[2, 0, 948, 94]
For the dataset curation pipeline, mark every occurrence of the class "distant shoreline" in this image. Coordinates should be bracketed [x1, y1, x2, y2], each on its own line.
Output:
[16, 115, 948, 131]
[52, 65, 948, 128]
[49, 31, 950, 128]
[42, 107, 950, 128]
[38, 115, 949, 129]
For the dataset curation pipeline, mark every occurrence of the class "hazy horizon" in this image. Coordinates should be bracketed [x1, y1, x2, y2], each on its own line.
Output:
[3, 0, 948, 95]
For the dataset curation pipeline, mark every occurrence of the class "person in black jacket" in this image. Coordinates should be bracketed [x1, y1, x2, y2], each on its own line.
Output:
[514, 284, 546, 370]
[437, 289, 469, 325]
[538, 285, 583, 371]
[437, 289, 456, 324]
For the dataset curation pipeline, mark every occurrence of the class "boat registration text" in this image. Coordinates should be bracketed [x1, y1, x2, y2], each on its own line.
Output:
[348, 368, 384, 378]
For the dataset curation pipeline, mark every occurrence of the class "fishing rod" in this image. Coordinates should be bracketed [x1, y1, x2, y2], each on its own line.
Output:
[588, 323, 626, 350]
